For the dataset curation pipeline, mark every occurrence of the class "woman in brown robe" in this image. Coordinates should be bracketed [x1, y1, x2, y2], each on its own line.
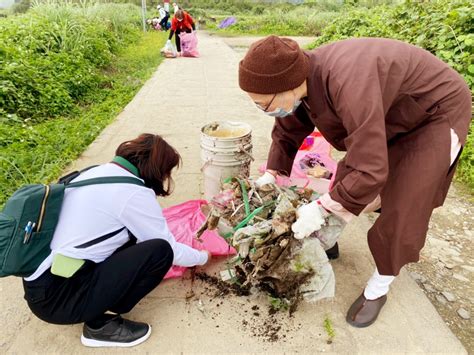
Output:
[238, 36, 471, 327]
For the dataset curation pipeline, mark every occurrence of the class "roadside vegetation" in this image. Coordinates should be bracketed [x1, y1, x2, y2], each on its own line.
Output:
[0, 2, 167, 206]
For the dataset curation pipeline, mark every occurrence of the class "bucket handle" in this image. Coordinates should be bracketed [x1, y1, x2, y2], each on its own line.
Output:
[237, 144, 255, 162]
[201, 158, 212, 172]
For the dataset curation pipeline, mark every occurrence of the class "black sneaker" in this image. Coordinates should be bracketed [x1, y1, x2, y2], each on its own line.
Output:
[325, 242, 339, 260]
[81, 315, 151, 348]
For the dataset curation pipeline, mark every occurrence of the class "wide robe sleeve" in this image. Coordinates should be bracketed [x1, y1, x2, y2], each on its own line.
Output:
[328, 67, 389, 215]
[267, 104, 315, 176]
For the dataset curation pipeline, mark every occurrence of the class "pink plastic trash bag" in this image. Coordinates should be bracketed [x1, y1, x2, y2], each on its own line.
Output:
[179, 31, 200, 57]
[260, 132, 337, 195]
[162, 200, 235, 279]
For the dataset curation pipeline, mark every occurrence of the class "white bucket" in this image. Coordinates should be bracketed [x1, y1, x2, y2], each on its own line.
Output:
[201, 121, 253, 200]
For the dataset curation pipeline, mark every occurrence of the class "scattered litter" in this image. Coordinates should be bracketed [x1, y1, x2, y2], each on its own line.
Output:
[196, 299, 205, 314]
[299, 153, 333, 179]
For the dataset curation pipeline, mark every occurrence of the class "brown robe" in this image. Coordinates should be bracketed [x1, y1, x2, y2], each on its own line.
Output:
[267, 38, 472, 276]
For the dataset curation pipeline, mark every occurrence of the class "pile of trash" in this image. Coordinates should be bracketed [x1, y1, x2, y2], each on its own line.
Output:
[197, 178, 336, 308]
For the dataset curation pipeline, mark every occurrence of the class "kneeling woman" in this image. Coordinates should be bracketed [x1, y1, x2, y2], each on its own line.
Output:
[22, 133, 210, 347]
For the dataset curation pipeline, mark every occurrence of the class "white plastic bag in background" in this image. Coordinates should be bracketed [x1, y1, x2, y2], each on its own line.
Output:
[161, 40, 177, 58]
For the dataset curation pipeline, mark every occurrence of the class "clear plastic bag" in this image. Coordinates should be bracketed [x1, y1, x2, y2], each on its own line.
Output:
[161, 40, 177, 58]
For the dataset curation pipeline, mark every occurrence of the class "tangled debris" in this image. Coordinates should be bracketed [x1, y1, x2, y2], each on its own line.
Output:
[198, 178, 335, 311]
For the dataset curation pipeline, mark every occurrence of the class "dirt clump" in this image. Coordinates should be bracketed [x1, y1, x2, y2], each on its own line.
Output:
[196, 272, 250, 297]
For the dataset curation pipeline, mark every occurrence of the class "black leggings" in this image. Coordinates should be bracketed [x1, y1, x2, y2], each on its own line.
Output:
[175, 28, 192, 52]
[23, 239, 173, 325]
[159, 15, 169, 30]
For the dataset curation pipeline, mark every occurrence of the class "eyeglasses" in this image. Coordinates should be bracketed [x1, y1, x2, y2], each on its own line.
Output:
[256, 93, 277, 112]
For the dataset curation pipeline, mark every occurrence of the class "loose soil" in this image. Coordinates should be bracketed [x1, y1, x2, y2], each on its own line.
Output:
[194, 271, 302, 342]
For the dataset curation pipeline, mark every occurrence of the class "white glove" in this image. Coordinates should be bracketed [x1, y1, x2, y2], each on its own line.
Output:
[255, 171, 276, 187]
[291, 201, 326, 239]
[291, 200, 347, 248]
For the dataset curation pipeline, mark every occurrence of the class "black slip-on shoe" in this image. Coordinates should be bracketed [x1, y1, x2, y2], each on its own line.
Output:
[81, 315, 151, 348]
[325, 242, 339, 260]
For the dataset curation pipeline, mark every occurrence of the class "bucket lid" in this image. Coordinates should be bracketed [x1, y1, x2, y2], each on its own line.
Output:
[201, 121, 251, 140]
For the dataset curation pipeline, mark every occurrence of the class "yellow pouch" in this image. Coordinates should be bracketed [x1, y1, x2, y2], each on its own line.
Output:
[51, 254, 85, 278]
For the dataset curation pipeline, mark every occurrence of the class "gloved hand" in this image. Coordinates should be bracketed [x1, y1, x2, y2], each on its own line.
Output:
[291, 200, 346, 249]
[255, 171, 276, 187]
[291, 201, 326, 239]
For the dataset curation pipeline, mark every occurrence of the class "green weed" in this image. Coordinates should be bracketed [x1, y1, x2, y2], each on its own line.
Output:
[323, 316, 335, 344]
[268, 296, 290, 312]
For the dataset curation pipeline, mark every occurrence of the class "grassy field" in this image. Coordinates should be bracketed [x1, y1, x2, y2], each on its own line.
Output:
[0, 2, 167, 206]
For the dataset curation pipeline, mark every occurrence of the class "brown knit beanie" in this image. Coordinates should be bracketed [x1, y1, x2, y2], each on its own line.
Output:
[239, 35, 309, 94]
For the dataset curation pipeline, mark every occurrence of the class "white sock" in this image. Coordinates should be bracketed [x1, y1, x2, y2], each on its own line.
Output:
[364, 268, 395, 300]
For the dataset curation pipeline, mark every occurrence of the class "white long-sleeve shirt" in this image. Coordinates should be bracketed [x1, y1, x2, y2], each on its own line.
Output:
[25, 163, 207, 281]
[158, 7, 167, 21]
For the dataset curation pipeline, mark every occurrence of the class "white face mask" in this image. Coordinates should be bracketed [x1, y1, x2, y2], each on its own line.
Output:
[264, 100, 301, 118]
[258, 90, 302, 118]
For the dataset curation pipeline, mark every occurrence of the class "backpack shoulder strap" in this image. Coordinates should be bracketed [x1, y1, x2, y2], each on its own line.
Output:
[66, 176, 145, 188]
[58, 165, 99, 184]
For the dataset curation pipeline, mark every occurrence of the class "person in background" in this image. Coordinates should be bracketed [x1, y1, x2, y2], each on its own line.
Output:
[238, 36, 471, 328]
[157, 4, 170, 31]
[164, 0, 170, 12]
[22, 133, 211, 348]
[167, 9, 196, 56]
[172, 2, 179, 14]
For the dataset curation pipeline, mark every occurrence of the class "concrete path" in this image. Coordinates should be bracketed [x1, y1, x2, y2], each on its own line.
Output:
[0, 32, 466, 353]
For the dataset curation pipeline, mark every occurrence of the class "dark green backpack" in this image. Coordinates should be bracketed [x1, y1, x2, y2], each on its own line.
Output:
[0, 169, 144, 278]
